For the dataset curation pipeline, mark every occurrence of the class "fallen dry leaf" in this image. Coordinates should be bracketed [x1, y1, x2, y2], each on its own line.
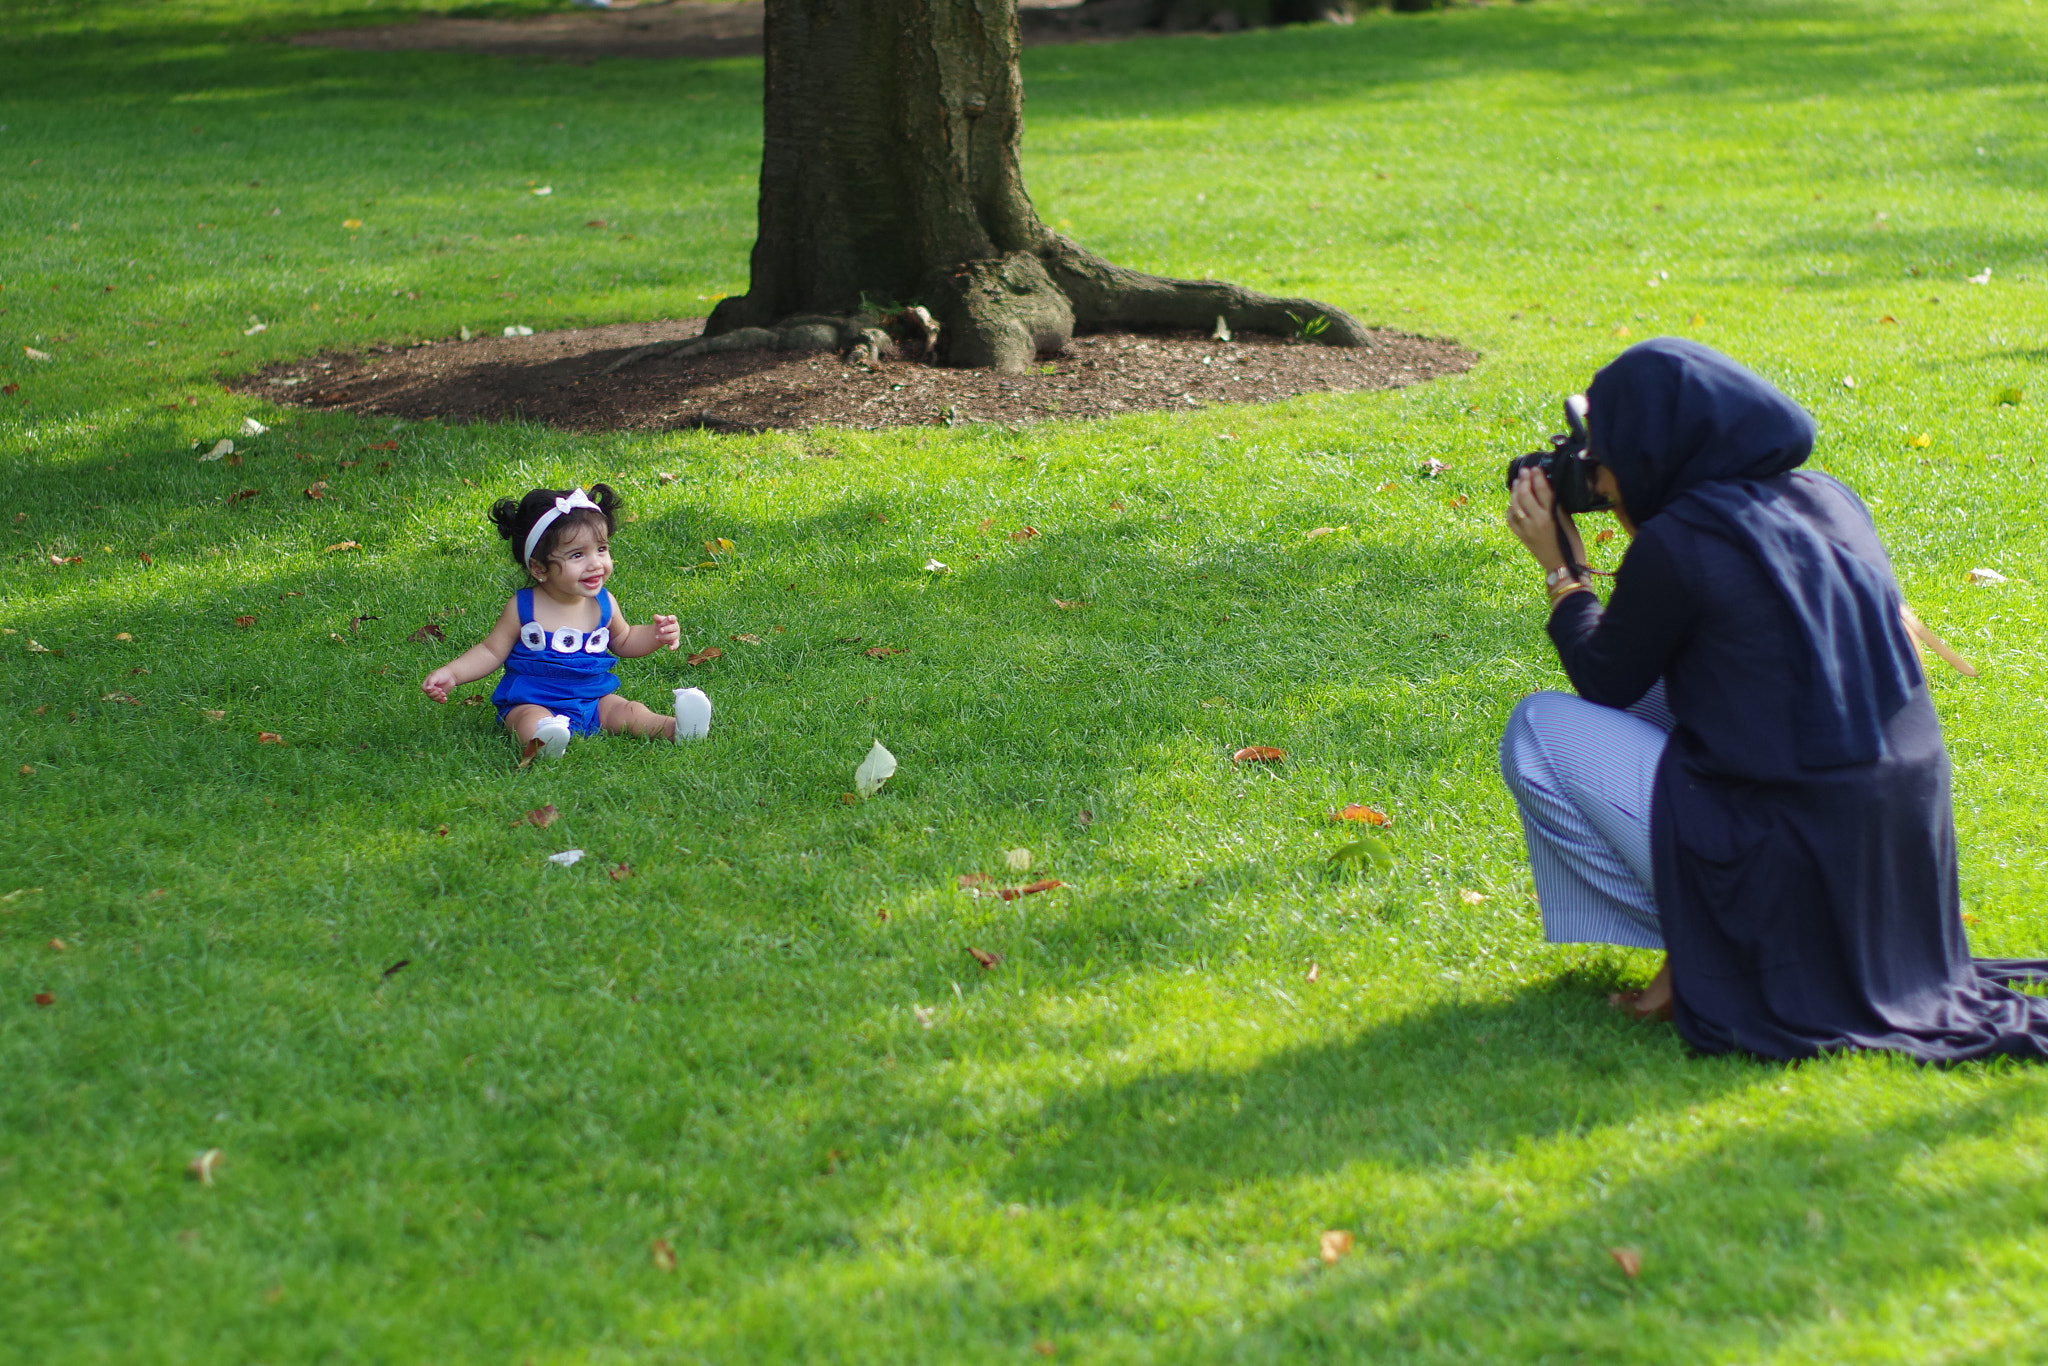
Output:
[1078, 809, 1094, 826]
[685, 646, 723, 666]
[1320, 1230, 1355, 1265]
[1458, 889, 1490, 905]
[138, 552, 153, 566]
[976, 517, 995, 533]
[381, 959, 410, 979]
[49, 554, 84, 566]
[304, 481, 328, 499]
[835, 636, 863, 645]
[101, 692, 141, 707]
[730, 633, 763, 645]
[347, 614, 379, 633]
[34, 991, 56, 1007]
[1108, 500, 1125, 511]
[1306, 962, 1320, 983]
[864, 645, 905, 657]
[657, 471, 677, 484]
[956, 873, 993, 889]
[526, 804, 559, 828]
[408, 622, 446, 643]
[839, 792, 859, 804]
[1907, 433, 1932, 449]
[1609, 1246, 1643, 1279]
[228, 488, 261, 506]
[1331, 804, 1389, 825]
[434, 825, 450, 837]
[188, 1149, 222, 1186]
[1306, 526, 1337, 539]
[325, 540, 360, 553]
[1004, 847, 1033, 872]
[1448, 495, 1470, 509]
[48, 938, 65, 952]
[1033, 1342, 1056, 1358]
[1595, 528, 1616, 544]
[1051, 598, 1087, 610]
[202, 709, 225, 721]
[364, 440, 399, 452]
[704, 537, 735, 555]
[609, 862, 633, 881]
[650, 1238, 677, 1272]
[257, 732, 284, 745]
[17, 765, 32, 777]
[517, 737, 543, 769]
[967, 946, 1003, 970]
[998, 879, 1066, 901]
[1233, 746, 1286, 763]
[1010, 526, 1041, 541]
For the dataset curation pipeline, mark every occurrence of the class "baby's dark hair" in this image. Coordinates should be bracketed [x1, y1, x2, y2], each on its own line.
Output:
[488, 484, 622, 571]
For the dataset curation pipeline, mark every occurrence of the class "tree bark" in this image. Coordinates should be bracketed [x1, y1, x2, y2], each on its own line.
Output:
[624, 0, 1371, 375]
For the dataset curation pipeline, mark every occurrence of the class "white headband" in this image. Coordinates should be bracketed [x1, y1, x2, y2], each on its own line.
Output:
[523, 488, 603, 566]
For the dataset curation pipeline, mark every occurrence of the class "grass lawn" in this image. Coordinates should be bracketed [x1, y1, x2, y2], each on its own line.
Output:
[6, 0, 2048, 1359]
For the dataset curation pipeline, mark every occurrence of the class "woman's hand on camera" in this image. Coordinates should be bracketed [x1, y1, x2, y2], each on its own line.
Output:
[1507, 468, 1584, 574]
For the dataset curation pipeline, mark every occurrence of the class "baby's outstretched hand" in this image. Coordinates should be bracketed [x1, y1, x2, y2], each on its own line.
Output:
[421, 668, 456, 703]
[651, 614, 681, 651]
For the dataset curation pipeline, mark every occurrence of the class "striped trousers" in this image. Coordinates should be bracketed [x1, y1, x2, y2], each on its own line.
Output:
[1498, 683, 1675, 950]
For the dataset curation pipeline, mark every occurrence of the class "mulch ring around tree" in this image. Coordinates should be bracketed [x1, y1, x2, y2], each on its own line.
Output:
[233, 319, 1476, 433]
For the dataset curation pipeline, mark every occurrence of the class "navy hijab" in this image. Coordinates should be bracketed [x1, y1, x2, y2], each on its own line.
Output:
[1586, 339, 1922, 768]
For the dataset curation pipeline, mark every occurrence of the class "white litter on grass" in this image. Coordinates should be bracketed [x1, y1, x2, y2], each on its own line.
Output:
[240, 417, 268, 437]
[460, 326, 473, 341]
[923, 558, 949, 573]
[1004, 847, 1033, 872]
[532, 186, 553, 197]
[1967, 567, 2008, 585]
[243, 322, 268, 336]
[22, 347, 52, 361]
[855, 740, 897, 797]
[546, 849, 585, 867]
[504, 325, 534, 337]
[1969, 268, 1993, 286]
[199, 439, 233, 461]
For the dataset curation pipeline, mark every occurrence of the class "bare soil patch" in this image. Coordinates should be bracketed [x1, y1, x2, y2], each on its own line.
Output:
[235, 319, 1475, 433]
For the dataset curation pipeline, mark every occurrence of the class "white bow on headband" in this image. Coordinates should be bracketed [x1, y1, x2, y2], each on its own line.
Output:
[523, 487, 603, 566]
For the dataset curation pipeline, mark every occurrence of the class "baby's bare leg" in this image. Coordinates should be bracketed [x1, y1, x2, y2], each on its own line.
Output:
[502, 703, 556, 745]
[598, 693, 678, 740]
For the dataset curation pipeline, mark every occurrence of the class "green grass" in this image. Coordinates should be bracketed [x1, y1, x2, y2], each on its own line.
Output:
[7, 0, 2048, 1359]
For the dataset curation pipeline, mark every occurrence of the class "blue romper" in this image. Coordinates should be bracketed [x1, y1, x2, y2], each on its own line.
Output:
[492, 588, 621, 735]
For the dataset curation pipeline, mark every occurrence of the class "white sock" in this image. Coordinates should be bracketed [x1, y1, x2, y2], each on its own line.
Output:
[673, 687, 712, 741]
[534, 714, 572, 759]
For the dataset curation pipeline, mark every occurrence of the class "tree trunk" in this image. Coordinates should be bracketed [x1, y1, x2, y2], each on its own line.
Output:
[622, 0, 1371, 375]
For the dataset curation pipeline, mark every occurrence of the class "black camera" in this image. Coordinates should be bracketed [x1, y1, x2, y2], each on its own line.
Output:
[1504, 395, 1611, 514]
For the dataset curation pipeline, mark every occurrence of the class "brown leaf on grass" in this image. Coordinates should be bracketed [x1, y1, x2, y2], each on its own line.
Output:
[17, 765, 32, 776]
[49, 554, 84, 566]
[1448, 495, 1470, 509]
[279, 591, 304, 599]
[1051, 598, 1088, 610]
[517, 737, 543, 769]
[657, 471, 677, 484]
[997, 879, 1065, 901]
[526, 804, 559, 829]
[609, 862, 633, 881]
[1078, 809, 1094, 826]
[257, 732, 284, 745]
[1332, 804, 1390, 826]
[1, 384, 17, 396]
[956, 873, 993, 889]
[1880, 314, 1898, 325]
[729, 633, 763, 645]
[1962, 912, 1981, 926]
[188, 1149, 222, 1185]
[1232, 746, 1286, 763]
[48, 938, 65, 952]
[1596, 528, 1616, 544]
[686, 646, 723, 666]
[459, 695, 488, 706]
[650, 1238, 677, 1272]
[228, 488, 261, 506]
[585, 219, 608, 229]
[325, 540, 360, 553]
[202, 709, 225, 721]
[835, 636, 863, 645]
[304, 481, 328, 499]
[875, 907, 890, 922]
[1009, 526, 1041, 541]
[1609, 1246, 1643, 1278]
[233, 615, 256, 628]
[1032, 1341, 1056, 1358]
[839, 792, 858, 804]
[33, 991, 56, 1007]
[1108, 500, 1125, 512]
[382, 959, 410, 979]
[1320, 1230, 1355, 1265]
[101, 692, 141, 707]
[976, 517, 994, 533]
[138, 551, 153, 566]
[864, 646, 905, 657]
[434, 825, 450, 837]
[363, 440, 398, 452]
[967, 946, 1003, 970]
[408, 622, 446, 643]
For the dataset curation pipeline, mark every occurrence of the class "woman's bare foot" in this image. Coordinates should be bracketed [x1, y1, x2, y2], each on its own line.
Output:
[1608, 958, 1673, 1022]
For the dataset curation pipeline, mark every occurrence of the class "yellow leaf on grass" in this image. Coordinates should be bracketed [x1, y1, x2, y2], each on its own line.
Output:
[343, 219, 362, 229]
[1320, 1230, 1355, 1265]
[1908, 433, 1932, 448]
